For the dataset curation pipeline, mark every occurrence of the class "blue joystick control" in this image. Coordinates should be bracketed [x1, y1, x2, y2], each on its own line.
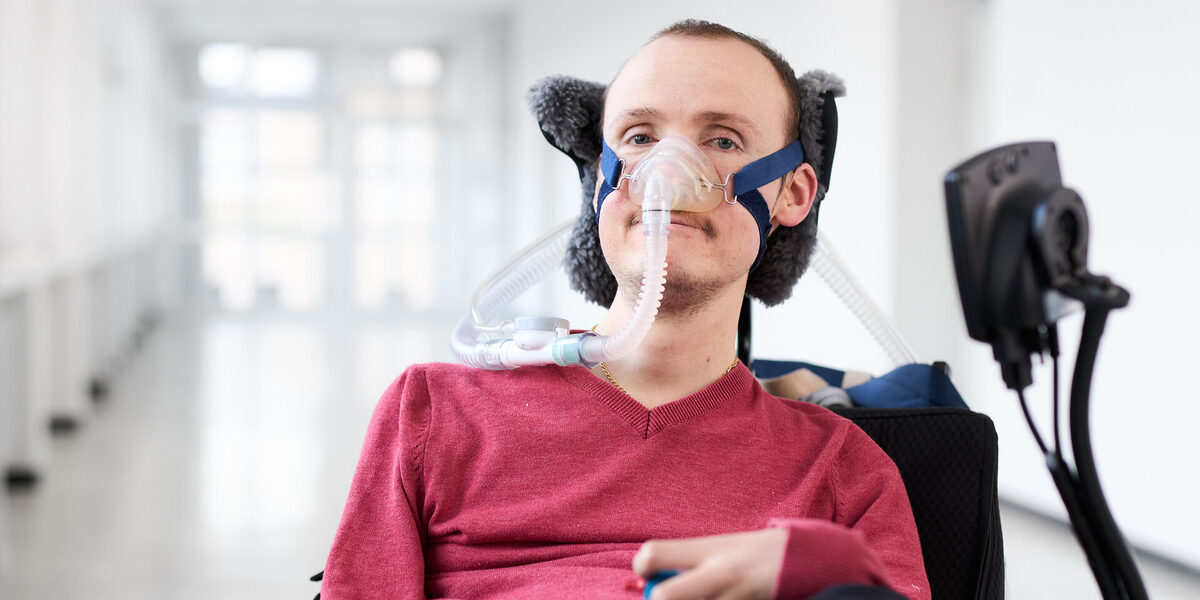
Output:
[643, 570, 680, 599]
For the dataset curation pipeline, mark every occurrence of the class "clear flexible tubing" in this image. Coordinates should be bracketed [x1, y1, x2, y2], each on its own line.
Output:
[451, 179, 670, 370]
[469, 219, 574, 334]
[811, 231, 918, 366]
[579, 176, 670, 364]
[451, 219, 573, 369]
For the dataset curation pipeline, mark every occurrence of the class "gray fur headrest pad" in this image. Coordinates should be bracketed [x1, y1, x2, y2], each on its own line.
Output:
[527, 70, 845, 308]
[528, 77, 606, 180]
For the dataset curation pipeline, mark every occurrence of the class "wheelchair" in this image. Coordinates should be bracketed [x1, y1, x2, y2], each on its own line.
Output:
[312, 68, 1005, 599]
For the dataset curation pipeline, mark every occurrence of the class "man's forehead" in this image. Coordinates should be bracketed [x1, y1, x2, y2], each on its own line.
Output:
[603, 35, 788, 142]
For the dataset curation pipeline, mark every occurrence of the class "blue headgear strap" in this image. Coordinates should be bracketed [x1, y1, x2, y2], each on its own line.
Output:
[596, 140, 622, 218]
[596, 139, 805, 272]
[732, 140, 805, 271]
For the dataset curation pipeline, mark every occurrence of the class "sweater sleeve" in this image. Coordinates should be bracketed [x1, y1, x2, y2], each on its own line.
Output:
[321, 368, 433, 600]
[769, 424, 931, 600]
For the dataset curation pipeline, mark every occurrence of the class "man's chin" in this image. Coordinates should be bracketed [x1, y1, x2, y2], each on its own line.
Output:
[616, 270, 727, 317]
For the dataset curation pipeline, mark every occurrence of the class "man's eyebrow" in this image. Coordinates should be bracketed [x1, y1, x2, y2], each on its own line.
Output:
[610, 107, 761, 136]
[694, 111, 760, 136]
[614, 107, 667, 122]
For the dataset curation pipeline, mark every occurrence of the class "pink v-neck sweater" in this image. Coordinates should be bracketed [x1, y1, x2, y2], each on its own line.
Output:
[322, 362, 930, 599]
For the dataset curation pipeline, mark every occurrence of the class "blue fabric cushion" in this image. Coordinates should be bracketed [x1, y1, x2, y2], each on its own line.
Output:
[751, 359, 968, 409]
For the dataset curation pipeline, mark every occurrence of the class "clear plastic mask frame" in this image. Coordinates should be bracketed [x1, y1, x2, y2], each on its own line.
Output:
[605, 133, 741, 213]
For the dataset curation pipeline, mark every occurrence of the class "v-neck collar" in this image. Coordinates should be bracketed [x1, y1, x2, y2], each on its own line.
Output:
[556, 362, 754, 439]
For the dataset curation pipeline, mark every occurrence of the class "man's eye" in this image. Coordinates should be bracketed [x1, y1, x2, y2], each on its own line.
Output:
[713, 138, 736, 150]
[630, 134, 652, 145]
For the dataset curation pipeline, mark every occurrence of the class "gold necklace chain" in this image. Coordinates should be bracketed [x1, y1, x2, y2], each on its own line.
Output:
[599, 357, 740, 396]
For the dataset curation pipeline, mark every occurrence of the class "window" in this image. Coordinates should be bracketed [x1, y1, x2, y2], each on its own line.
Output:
[249, 48, 318, 98]
[197, 45, 330, 312]
[348, 47, 444, 313]
[198, 45, 318, 98]
[193, 43, 447, 315]
[198, 44, 252, 92]
[389, 48, 442, 87]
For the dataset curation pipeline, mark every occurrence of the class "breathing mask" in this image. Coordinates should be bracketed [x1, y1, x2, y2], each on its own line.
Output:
[453, 133, 809, 370]
[597, 134, 806, 270]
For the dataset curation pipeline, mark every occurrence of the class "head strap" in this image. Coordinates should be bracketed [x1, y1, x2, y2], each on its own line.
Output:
[596, 140, 623, 218]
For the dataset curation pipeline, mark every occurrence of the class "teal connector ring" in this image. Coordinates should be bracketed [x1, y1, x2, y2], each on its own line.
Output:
[551, 332, 599, 367]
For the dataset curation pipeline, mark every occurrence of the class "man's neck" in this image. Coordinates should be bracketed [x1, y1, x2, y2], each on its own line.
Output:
[590, 285, 744, 409]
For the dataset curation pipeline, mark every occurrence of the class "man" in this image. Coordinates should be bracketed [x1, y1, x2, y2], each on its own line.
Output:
[322, 20, 930, 600]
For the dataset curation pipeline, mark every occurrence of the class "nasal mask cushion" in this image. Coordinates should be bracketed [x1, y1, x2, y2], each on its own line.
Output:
[597, 135, 805, 271]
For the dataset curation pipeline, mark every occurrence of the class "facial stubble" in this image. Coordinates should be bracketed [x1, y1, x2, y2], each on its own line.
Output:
[612, 213, 740, 319]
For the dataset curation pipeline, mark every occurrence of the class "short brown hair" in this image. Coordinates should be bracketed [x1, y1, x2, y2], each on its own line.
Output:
[650, 20, 803, 142]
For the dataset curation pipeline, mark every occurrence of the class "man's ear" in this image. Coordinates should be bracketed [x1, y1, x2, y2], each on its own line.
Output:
[771, 163, 818, 228]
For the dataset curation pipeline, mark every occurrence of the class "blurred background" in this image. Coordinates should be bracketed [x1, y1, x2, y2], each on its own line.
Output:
[1, 0, 1197, 597]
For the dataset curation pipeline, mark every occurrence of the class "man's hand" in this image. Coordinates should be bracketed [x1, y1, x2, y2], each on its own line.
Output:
[632, 528, 787, 600]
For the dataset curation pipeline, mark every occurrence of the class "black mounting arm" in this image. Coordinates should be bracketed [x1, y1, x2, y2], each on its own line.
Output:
[945, 141, 1147, 600]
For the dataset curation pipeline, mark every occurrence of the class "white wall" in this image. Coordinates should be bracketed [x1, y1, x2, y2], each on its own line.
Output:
[960, 0, 1200, 569]
[0, 0, 180, 267]
[0, 0, 45, 251]
[504, 0, 1200, 570]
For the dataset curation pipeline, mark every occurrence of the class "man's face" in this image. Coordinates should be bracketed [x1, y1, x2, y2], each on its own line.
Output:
[597, 34, 795, 310]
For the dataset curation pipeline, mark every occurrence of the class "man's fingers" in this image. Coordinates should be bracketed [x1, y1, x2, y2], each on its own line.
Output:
[633, 529, 786, 600]
[633, 535, 730, 576]
[647, 559, 745, 600]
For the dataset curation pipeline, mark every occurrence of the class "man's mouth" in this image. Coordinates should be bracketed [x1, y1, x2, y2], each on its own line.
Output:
[628, 212, 715, 237]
